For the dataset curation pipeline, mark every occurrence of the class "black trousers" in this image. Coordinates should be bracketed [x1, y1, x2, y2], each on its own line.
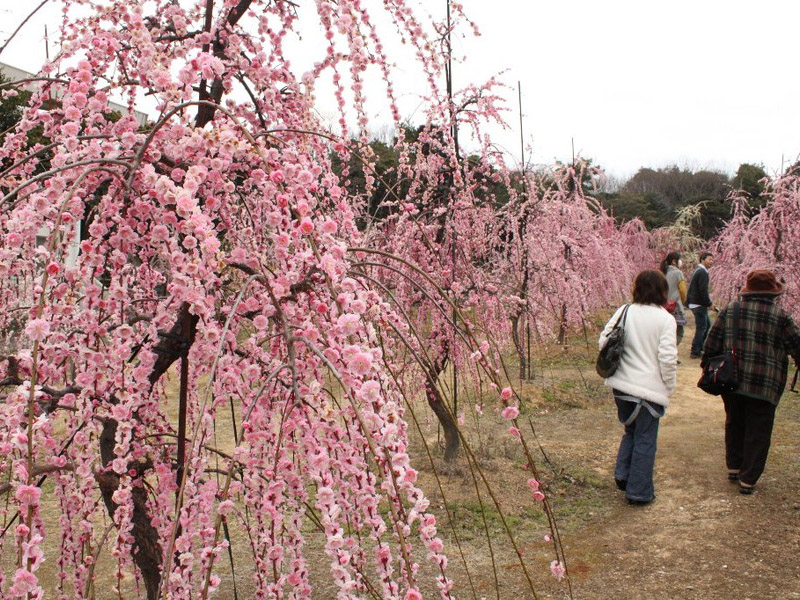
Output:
[722, 393, 777, 486]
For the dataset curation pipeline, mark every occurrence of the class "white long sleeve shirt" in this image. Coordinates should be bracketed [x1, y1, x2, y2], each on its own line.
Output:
[598, 303, 678, 406]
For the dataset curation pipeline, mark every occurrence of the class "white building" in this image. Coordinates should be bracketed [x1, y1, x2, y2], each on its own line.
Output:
[2, 61, 149, 266]
[0, 61, 149, 127]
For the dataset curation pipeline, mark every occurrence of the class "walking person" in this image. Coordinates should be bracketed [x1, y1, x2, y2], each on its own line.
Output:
[701, 269, 800, 494]
[687, 252, 717, 358]
[599, 270, 678, 505]
[660, 251, 688, 347]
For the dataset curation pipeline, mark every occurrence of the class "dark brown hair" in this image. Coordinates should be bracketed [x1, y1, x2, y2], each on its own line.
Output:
[633, 269, 668, 305]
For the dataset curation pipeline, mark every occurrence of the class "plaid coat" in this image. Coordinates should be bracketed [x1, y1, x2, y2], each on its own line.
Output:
[702, 296, 800, 405]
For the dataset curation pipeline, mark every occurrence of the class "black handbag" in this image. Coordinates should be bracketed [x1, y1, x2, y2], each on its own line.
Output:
[596, 305, 630, 378]
[697, 304, 739, 396]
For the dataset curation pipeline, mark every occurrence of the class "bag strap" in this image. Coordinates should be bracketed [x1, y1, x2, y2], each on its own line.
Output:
[729, 302, 740, 364]
[613, 304, 631, 332]
[616, 393, 662, 425]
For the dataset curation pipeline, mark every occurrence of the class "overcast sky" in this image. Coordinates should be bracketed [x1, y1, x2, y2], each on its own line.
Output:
[3, 0, 800, 179]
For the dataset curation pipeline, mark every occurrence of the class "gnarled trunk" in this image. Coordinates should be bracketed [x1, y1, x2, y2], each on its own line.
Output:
[424, 341, 460, 461]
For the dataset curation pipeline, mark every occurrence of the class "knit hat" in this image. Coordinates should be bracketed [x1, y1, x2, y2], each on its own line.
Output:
[740, 269, 784, 296]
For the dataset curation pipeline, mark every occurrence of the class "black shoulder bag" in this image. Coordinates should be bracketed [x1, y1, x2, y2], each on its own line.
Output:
[596, 304, 630, 378]
[697, 303, 739, 396]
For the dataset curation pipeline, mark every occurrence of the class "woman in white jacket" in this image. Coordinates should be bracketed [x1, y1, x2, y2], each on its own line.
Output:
[599, 269, 678, 505]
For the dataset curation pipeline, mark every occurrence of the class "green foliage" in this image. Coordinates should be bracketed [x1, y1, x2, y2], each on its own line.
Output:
[330, 124, 512, 229]
[0, 72, 32, 137]
[598, 165, 741, 239]
[732, 162, 767, 210]
[597, 191, 671, 229]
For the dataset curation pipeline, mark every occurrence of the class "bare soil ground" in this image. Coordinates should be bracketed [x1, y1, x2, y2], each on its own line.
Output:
[550, 343, 800, 600]
[404, 317, 800, 600]
[476, 331, 800, 600]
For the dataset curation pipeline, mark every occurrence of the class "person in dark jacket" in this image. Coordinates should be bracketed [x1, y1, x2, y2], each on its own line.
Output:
[702, 269, 800, 494]
[687, 252, 717, 358]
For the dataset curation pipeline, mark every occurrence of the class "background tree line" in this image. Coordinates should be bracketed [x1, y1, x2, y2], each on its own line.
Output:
[595, 163, 768, 239]
[323, 118, 773, 240]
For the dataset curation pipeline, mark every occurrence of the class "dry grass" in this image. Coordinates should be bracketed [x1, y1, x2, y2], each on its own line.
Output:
[2, 339, 613, 598]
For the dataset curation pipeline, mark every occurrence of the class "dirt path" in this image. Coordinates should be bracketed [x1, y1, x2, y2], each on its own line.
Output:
[556, 341, 800, 599]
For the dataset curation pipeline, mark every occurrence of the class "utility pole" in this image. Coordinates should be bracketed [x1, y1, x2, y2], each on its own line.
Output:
[446, 0, 459, 417]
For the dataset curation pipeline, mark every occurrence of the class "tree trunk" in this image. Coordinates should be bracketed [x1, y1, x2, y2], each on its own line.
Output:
[424, 342, 460, 461]
[97, 420, 162, 600]
[510, 313, 526, 381]
[95, 302, 199, 598]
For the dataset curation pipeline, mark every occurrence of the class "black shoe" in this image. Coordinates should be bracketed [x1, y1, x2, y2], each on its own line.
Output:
[615, 478, 627, 491]
[727, 472, 740, 481]
[739, 485, 755, 495]
[690, 353, 702, 359]
[627, 498, 653, 506]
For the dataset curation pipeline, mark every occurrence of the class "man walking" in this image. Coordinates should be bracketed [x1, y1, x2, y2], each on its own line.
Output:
[687, 252, 716, 358]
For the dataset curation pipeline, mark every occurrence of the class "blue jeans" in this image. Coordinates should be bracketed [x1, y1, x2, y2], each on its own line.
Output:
[614, 394, 664, 502]
[691, 306, 710, 356]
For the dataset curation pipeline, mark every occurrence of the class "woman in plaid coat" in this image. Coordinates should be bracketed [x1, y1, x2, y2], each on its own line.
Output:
[702, 270, 800, 494]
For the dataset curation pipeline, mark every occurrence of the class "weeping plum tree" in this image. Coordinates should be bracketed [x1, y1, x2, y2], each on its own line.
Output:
[0, 0, 572, 598]
[496, 163, 640, 356]
[712, 175, 800, 316]
[361, 80, 516, 461]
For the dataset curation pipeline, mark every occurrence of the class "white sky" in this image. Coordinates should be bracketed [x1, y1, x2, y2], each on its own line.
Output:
[3, 0, 800, 179]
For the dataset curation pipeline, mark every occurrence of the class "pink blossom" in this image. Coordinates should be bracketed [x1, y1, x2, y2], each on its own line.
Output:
[267, 545, 283, 562]
[6, 231, 22, 247]
[501, 406, 519, 420]
[296, 169, 314, 185]
[550, 559, 566, 581]
[269, 170, 285, 184]
[25, 318, 50, 341]
[61, 121, 80, 137]
[253, 315, 269, 330]
[527, 478, 540, 492]
[404, 590, 422, 600]
[337, 314, 360, 334]
[217, 500, 235, 516]
[64, 106, 82, 121]
[111, 404, 131, 420]
[299, 217, 314, 235]
[154, 71, 172, 88]
[501, 387, 513, 400]
[15, 485, 41, 506]
[358, 380, 381, 402]
[427, 537, 444, 553]
[10, 569, 38, 595]
[152, 224, 170, 241]
[508, 426, 521, 438]
[533, 491, 545, 502]
[46, 261, 60, 275]
[348, 351, 373, 375]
